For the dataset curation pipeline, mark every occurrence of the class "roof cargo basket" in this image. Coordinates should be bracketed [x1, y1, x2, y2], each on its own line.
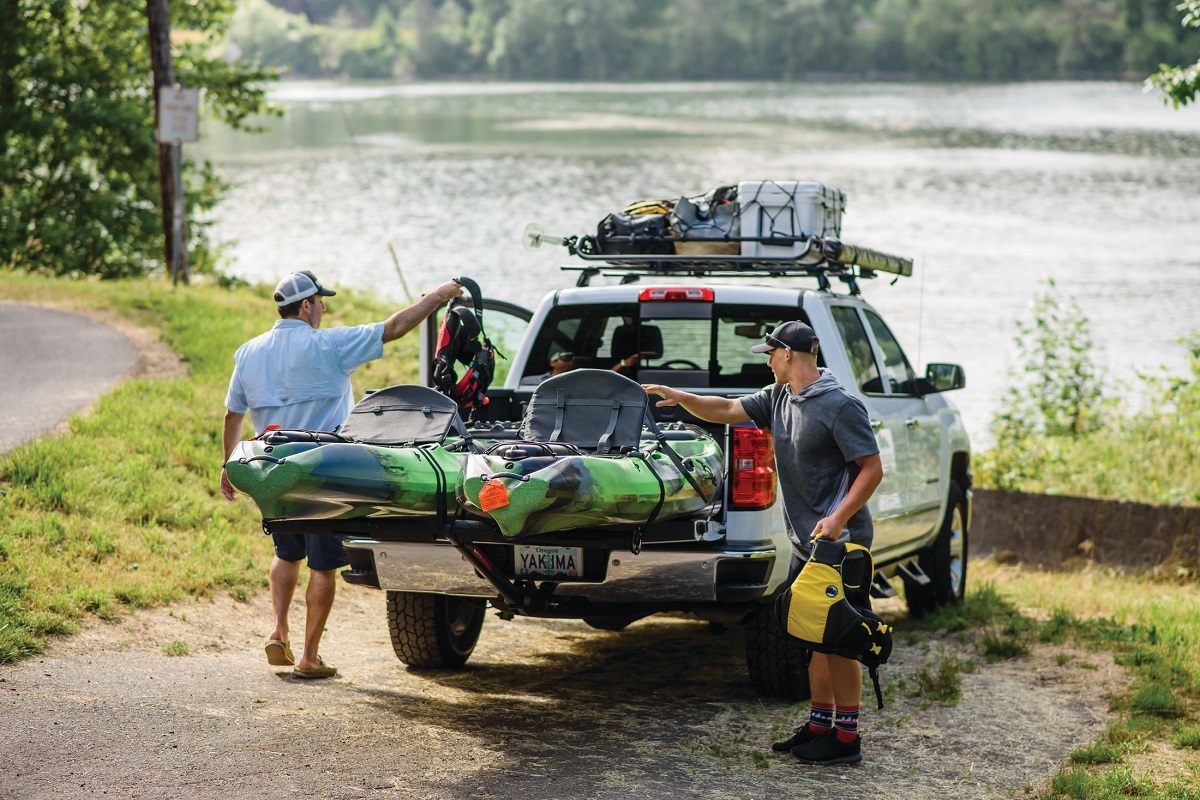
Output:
[523, 223, 914, 291]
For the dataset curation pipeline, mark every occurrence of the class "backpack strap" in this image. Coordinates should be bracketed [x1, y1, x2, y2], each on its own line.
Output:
[452, 276, 485, 331]
[869, 665, 884, 710]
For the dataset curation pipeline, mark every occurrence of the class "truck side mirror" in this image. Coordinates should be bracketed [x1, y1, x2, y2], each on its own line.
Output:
[923, 363, 965, 394]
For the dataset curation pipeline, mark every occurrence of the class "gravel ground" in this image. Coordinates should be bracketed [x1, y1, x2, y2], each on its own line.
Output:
[0, 580, 1122, 800]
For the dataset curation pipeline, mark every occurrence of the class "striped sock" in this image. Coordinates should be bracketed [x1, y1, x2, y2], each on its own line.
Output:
[807, 702, 834, 733]
[835, 705, 864, 743]
[834, 705, 860, 743]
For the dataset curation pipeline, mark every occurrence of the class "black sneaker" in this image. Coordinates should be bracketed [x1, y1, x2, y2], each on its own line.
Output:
[792, 732, 862, 765]
[771, 725, 828, 753]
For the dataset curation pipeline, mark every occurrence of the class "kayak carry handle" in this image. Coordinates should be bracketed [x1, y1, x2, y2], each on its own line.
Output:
[238, 455, 287, 465]
[481, 472, 531, 482]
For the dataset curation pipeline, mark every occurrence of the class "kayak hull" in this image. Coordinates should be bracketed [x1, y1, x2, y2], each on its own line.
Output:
[225, 440, 460, 521]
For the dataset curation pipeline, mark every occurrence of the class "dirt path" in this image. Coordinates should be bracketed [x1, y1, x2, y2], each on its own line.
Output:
[0, 582, 1121, 800]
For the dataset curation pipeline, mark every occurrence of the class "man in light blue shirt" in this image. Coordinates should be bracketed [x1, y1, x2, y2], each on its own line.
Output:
[220, 270, 461, 679]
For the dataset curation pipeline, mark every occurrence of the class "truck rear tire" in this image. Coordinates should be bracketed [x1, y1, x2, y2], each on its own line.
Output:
[904, 484, 968, 618]
[386, 591, 486, 668]
[744, 603, 811, 700]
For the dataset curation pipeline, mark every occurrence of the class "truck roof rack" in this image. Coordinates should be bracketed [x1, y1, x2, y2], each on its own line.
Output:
[540, 229, 914, 291]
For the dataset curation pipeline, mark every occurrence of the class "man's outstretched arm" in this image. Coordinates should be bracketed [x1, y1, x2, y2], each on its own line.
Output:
[642, 384, 752, 424]
[381, 281, 463, 343]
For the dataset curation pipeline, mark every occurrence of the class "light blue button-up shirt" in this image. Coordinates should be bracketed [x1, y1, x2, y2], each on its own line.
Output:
[225, 319, 385, 434]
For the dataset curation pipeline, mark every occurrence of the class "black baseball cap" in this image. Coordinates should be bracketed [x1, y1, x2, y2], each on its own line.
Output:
[750, 321, 819, 354]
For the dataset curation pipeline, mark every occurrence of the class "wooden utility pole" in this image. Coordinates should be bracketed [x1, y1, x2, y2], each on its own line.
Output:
[145, 0, 189, 284]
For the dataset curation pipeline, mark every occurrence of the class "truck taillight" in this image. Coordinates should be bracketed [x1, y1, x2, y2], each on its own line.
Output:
[730, 425, 776, 510]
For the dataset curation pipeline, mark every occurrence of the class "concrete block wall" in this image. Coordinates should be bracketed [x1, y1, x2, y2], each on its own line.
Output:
[972, 489, 1200, 571]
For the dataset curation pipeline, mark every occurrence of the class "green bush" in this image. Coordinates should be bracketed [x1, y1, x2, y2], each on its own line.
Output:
[978, 279, 1200, 505]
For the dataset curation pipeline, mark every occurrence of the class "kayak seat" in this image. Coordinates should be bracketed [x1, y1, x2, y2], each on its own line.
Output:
[340, 384, 463, 446]
[521, 369, 648, 455]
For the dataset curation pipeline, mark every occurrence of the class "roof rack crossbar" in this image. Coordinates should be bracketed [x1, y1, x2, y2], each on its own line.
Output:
[565, 234, 912, 278]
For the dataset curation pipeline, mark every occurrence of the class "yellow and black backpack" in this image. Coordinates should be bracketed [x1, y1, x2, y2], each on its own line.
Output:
[774, 539, 894, 709]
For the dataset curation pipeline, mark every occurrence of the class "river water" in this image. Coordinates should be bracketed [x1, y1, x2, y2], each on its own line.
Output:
[198, 81, 1200, 445]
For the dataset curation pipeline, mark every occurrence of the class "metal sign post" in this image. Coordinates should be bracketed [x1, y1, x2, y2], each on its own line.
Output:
[157, 87, 200, 286]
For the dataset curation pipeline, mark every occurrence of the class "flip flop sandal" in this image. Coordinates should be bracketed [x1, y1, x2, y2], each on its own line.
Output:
[264, 639, 294, 666]
[292, 656, 337, 680]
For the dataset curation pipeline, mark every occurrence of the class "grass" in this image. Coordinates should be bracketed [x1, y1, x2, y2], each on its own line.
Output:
[908, 654, 974, 708]
[894, 563, 1200, 797]
[0, 271, 422, 663]
[967, 560, 1200, 799]
[161, 640, 189, 656]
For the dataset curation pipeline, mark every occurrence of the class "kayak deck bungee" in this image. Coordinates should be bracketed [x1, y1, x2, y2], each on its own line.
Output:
[225, 377, 725, 538]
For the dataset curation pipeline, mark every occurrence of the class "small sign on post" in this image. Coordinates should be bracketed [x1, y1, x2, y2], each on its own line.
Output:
[157, 87, 199, 285]
[157, 87, 200, 143]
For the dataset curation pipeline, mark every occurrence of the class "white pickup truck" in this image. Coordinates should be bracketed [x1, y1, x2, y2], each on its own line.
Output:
[337, 261, 971, 699]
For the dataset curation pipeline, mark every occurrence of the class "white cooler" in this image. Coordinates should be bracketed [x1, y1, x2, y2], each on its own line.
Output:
[737, 181, 846, 258]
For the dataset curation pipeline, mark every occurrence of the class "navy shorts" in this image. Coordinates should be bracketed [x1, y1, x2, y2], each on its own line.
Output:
[272, 533, 348, 572]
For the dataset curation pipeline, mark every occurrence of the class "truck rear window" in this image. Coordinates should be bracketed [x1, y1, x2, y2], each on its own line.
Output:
[520, 302, 817, 389]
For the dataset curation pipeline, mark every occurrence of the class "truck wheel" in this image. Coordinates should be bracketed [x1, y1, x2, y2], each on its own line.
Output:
[386, 591, 486, 668]
[744, 603, 811, 700]
[905, 484, 968, 617]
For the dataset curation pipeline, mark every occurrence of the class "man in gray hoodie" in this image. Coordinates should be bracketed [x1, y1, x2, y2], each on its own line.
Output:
[643, 321, 883, 765]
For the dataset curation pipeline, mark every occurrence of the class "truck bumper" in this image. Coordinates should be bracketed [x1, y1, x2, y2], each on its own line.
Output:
[341, 540, 776, 604]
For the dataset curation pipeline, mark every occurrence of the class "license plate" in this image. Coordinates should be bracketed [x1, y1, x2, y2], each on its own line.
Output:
[515, 545, 582, 578]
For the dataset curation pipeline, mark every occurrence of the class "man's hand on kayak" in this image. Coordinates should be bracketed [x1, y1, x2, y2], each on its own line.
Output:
[642, 384, 682, 407]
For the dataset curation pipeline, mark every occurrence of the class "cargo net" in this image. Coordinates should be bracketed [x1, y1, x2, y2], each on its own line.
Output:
[583, 181, 845, 267]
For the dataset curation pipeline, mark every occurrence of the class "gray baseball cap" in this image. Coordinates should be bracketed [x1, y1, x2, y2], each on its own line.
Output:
[273, 270, 336, 307]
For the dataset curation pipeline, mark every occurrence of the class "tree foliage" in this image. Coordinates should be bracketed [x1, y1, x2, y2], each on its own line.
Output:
[228, 0, 1200, 80]
[978, 279, 1108, 492]
[1147, 0, 1200, 106]
[0, 1, 275, 278]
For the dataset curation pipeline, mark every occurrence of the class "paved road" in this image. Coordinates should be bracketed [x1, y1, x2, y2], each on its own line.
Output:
[0, 302, 137, 454]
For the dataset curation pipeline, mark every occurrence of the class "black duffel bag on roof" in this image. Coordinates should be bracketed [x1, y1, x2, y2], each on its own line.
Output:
[595, 211, 674, 255]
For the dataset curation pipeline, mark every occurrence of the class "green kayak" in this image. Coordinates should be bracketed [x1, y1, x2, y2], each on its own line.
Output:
[225, 376, 724, 537]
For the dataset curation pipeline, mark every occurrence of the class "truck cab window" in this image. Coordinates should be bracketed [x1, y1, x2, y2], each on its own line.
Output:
[521, 305, 638, 381]
[831, 306, 883, 393]
[713, 305, 819, 388]
[864, 310, 918, 395]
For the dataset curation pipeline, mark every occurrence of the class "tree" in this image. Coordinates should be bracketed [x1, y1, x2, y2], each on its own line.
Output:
[0, 1, 275, 278]
[1147, 0, 1200, 106]
[980, 279, 1107, 490]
